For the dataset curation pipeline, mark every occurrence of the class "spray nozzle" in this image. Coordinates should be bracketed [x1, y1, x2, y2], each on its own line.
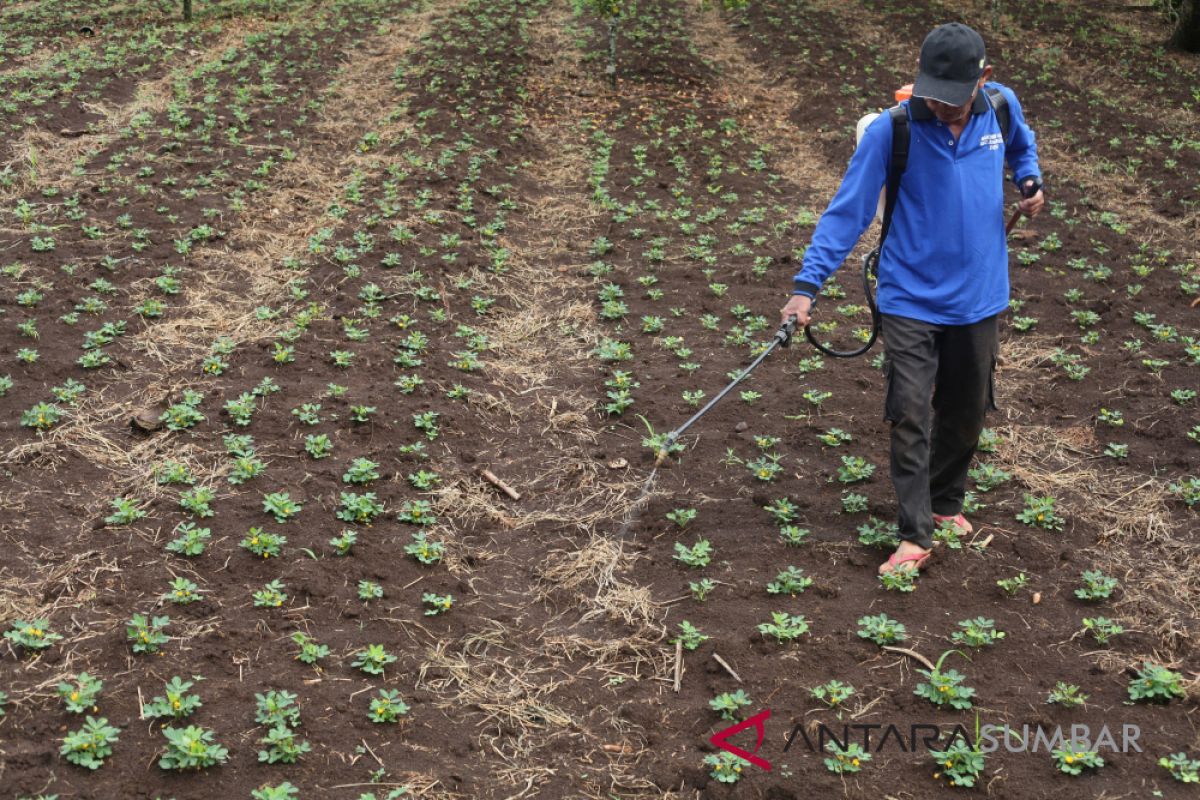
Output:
[654, 433, 678, 466]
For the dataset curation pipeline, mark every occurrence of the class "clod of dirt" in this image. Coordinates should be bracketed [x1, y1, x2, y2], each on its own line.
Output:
[678, 766, 707, 789]
[734, 421, 748, 432]
[130, 404, 167, 433]
[812, 581, 840, 598]
[607, 457, 628, 469]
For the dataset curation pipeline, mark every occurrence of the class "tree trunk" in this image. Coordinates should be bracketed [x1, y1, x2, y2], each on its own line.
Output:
[183, 0, 193, 22]
[1174, 0, 1200, 51]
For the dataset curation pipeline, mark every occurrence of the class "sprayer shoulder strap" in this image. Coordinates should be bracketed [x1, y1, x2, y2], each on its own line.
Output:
[880, 104, 908, 245]
[985, 86, 1011, 145]
[882, 88, 1010, 245]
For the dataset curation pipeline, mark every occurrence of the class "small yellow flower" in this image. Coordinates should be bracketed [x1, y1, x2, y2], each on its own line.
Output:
[1064, 755, 1074, 764]
[70, 692, 79, 701]
[851, 758, 860, 766]
[945, 760, 953, 767]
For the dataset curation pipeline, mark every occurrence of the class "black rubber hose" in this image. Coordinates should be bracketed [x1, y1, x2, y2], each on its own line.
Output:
[803, 247, 880, 359]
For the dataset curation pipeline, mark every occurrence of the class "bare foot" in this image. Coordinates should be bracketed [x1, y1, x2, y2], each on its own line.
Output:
[878, 540, 932, 575]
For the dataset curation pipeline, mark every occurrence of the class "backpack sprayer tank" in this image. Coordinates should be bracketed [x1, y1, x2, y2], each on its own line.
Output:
[857, 84, 913, 222]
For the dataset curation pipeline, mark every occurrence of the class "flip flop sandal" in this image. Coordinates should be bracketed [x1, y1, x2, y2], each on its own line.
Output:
[933, 513, 973, 535]
[880, 549, 933, 575]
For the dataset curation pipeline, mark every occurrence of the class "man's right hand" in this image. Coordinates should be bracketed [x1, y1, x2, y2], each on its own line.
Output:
[781, 294, 814, 328]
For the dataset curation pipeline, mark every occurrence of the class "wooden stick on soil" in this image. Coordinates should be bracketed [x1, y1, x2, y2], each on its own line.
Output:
[712, 652, 742, 683]
[881, 645, 936, 672]
[480, 467, 521, 500]
[360, 738, 384, 768]
[673, 639, 684, 692]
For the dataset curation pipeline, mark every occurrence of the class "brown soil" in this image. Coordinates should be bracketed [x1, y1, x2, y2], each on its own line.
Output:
[0, 0, 1196, 799]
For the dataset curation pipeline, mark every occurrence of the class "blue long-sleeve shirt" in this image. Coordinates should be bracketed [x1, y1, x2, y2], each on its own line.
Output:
[793, 82, 1041, 326]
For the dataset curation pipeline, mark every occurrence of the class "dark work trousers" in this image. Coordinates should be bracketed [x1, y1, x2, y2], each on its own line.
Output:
[880, 313, 1000, 550]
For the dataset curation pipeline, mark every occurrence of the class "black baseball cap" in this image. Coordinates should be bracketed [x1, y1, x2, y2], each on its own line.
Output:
[912, 23, 987, 106]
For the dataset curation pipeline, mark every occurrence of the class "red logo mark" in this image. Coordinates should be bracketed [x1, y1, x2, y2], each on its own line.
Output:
[710, 708, 772, 771]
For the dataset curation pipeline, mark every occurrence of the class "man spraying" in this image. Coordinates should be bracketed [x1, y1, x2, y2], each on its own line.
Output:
[780, 22, 1044, 575]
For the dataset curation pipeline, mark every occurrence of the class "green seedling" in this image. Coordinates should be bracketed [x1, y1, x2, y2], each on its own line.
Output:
[1047, 681, 1088, 707]
[159, 725, 229, 770]
[766, 566, 812, 596]
[709, 689, 752, 720]
[951, 617, 1005, 648]
[673, 539, 712, 568]
[352, 644, 397, 676]
[1158, 752, 1200, 783]
[811, 679, 855, 710]
[824, 740, 870, 774]
[144, 677, 203, 720]
[757, 612, 809, 643]
[5, 617, 62, 653]
[61, 716, 120, 769]
[915, 650, 975, 710]
[1075, 569, 1119, 601]
[673, 621, 708, 651]
[58, 672, 103, 714]
[423, 593, 453, 615]
[369, 689, 410, 723]
[291, 632, 329, 666]
[857, 613, 907, 645]
[704, 751, 747, 783]
[1128, 662, 1184, 702]
[127, 614, 169, 654]
[1052, 742, 1104, 775]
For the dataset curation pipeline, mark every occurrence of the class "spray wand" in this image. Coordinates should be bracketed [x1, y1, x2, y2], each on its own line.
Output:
[653, 314, 798, 466]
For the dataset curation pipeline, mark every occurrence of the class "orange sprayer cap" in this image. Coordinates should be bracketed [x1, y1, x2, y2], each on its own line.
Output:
[895, 84, 913, 102]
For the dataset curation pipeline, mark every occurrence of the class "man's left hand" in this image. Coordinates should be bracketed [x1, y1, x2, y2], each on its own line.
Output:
[1017, 180, 1044, 218]
[1017, 176, 1046, 217]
